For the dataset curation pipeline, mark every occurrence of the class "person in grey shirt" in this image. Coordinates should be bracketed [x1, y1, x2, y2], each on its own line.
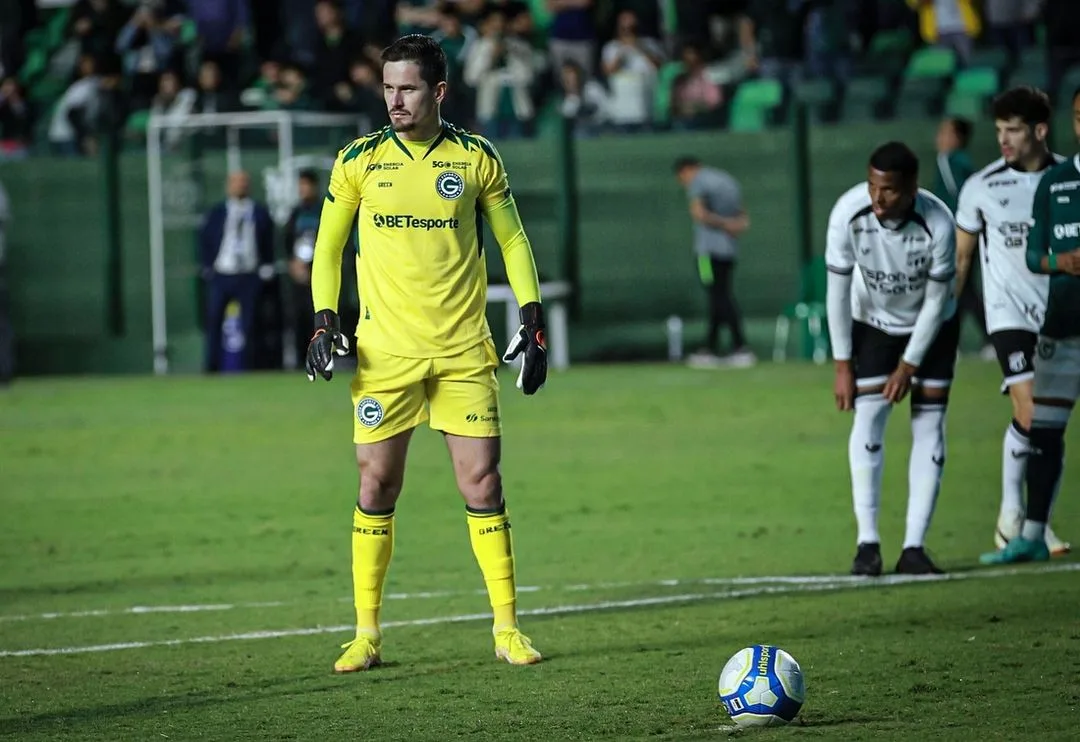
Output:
[674, 156, 754, 367]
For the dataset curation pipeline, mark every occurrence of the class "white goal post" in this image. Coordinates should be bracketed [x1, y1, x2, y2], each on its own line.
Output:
[145, 110, 370, 375]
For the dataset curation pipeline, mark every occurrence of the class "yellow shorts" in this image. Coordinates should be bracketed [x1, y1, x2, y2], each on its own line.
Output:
[350, 340, 502, 444]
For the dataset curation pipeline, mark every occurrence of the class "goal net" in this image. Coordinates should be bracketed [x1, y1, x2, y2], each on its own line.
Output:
[145, 110, 371, 374]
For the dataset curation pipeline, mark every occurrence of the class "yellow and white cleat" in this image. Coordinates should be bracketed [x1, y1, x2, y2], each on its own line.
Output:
[334, 631, 382, 673]
[1044, 524, 1071, 557]
[494, 627, 542, 666]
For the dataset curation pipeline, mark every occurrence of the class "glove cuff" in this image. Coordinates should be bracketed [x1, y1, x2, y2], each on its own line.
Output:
[519, 302, 545, 329]
[314, 308, 340, 333]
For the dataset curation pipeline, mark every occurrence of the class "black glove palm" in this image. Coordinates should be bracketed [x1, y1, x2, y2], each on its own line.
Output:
[501, 302, 547, 395]
[306, 309, 350, 381]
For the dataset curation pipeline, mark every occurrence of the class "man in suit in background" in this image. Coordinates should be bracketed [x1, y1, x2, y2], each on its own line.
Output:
[199, 170, 276, 373]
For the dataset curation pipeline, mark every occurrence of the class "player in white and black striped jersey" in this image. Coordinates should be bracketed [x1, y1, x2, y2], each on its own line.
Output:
[954, 86, 1071, 557]
[825, 142, 958, 577]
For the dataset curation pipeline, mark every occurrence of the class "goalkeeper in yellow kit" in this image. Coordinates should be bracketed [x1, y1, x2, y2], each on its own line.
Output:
[306, 34, 548, 672]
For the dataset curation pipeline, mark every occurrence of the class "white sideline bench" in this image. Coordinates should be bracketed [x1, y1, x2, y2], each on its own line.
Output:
[487, 281, 572, 371]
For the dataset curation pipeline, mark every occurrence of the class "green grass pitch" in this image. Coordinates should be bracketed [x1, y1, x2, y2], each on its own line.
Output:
[1, 360, 1078, 741]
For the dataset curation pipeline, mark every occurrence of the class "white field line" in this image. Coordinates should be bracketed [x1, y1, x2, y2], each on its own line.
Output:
[1, 561, 1077, 658]
[3, 561, 1078, 624]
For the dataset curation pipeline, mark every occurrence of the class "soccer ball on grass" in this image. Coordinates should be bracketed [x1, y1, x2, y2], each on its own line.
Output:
[717, 644, 805, 728]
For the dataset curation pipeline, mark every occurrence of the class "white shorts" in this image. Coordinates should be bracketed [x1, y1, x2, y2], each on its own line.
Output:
[984, 284, 1043, 336]
[1033, 336, 1080, 403]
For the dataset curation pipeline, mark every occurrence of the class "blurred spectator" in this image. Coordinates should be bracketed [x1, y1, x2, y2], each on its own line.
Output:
[671, 43, 723, 130]
[558, 59, 608, 136]
[280, 0, 319, 69]
[1045, 0, 1080, 100]
[804, 0, 856, 82]
[312, 0, 365, 110]
[701, 2, 757, 85]
[984, 0, 1040, 64]
[68, 0, 130, 59]
[274, 64, 314, 110]
[114, 0, 186, 109]
[0, 174, 11, 386]
[464, 7, 537, 139]
[193, 59, 240, 114]
[598, 0, 661, 41]
[186, 0, 250, 88]
[241, 56, 284, 109]
[150, 68, 196, 149]
[0, 76, 31, 159]
[547, 0, 597, 84]
[746, 0, 806, 84]
[397, 0, 443, 37]
[600, 9, 664, 133]
[931, 115, 974, 214]
[342, 0, 397, 45]
[906, 0, 981, 67]
[283, 169, 321, 368]
[0, 0, 38, 79]
[48, 53, 123, 156]
[335, 57, 384, 121]
[433, 5, 477, 125]
[199, 170, 276, 374]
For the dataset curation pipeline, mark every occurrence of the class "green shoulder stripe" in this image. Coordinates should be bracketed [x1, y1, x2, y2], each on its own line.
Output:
[341, 126, 391, 165]
[443, 122, 500, 163]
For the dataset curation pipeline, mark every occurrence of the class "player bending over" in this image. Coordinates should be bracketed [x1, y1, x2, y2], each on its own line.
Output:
[982, 87, 1080, 564]
[826, 142, 959, 577]
[306, 35, 548, 672]
[954, 86, 1070, 556]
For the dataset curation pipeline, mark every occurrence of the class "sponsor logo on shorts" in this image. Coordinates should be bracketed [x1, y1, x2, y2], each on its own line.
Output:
[435, 170, 465, 200]
[1008, 351, 1028, 374]
[356, 397, 384, 428]
[1037, 339, 1056, 360]
[372, 213, 460, 230]
[465, 407, 500, 424]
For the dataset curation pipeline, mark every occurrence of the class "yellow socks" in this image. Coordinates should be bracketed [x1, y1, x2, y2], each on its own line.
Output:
[351, 507, 394, 634]
[467, 504, 518, 630]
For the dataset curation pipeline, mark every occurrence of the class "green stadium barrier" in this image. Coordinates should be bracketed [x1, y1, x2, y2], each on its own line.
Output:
[6, 113, 1069, 375]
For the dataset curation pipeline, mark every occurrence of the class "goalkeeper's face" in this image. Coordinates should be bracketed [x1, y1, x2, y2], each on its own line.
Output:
[383, 60, 446, 135]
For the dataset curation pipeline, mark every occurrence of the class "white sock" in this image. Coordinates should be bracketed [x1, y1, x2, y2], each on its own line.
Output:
[904, 404, 946, 549]
[1001, 420, 1029, 517]
[1021, 519, 1046, 541]
[849, 393, 891, 545]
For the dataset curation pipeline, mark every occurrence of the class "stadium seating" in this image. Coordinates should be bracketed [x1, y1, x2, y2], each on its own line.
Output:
[727, 78, 784, 132]
[772, 256, 829, 364]
[790, 78, 838, 124]
[653, 61, 686, 127]
[943, 66, 999, 119]
[969, 46, 1011, 75]
[840, 75, 891, 121]
[904, 47, 957, 81]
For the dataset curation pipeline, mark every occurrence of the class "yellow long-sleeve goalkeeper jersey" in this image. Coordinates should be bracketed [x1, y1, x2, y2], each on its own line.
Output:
[310, 123, 541, 358]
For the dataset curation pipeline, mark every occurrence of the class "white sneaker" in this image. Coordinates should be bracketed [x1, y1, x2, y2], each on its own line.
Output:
[724, 349, 758, 368]
[994, 510, 1023, 549]
[1044, 524, 1072, 557]
[687, 351, 724, 369]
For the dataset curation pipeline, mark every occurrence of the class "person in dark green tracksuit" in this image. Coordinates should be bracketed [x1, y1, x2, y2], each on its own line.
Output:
[933, 116, 993, 356]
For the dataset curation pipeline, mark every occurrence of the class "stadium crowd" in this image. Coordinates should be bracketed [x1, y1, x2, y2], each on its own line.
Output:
[0, 0, 1077, 159]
